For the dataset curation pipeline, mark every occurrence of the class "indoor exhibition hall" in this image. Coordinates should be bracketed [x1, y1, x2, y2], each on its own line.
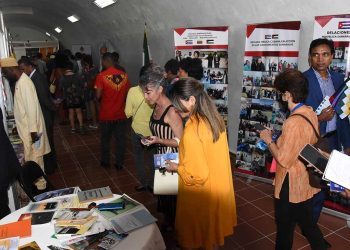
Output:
[0, 0, 350, 249]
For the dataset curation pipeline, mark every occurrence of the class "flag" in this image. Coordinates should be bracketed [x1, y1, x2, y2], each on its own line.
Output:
[143, 23, 151, 66]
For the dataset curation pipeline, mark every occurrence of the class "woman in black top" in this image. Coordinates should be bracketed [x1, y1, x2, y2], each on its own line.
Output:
[139, 64, 183, 230]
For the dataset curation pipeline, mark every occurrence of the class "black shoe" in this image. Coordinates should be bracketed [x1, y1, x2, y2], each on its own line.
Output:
[324, 239, 331, 248]
[114, 164, 124, 170]
[135, 185, 147, 192]
[100, 162, 110, 168]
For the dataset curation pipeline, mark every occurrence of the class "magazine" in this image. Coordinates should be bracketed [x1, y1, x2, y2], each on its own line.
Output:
[34, 187, 80, 202]
[27, 202, 58, 213]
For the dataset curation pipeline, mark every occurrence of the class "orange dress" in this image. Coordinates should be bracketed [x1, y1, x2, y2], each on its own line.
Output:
[176, 116, 237, 250]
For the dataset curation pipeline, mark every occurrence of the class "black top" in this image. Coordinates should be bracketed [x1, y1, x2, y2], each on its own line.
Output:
[149, 105, 178, 154]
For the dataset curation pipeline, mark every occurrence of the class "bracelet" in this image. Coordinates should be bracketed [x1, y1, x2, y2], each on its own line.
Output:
[173, 137, 180, 146]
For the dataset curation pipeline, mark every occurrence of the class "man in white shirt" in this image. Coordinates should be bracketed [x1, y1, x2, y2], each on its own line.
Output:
[1, 57, 50, 171]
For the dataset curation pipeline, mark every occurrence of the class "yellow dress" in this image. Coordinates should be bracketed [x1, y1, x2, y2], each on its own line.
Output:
[176, 116, 237, 250]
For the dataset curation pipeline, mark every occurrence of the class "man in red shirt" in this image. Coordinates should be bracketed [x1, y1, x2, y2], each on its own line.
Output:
[95, 53, 130, 169]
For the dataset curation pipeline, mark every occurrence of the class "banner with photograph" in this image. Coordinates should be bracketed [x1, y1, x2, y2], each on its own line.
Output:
[174, 27, 229, 123]
[314, 14, 350, 215]
[236, 21, 301, 178]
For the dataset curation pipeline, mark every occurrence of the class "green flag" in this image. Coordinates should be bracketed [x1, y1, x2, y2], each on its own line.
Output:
[143, 24, 151, 66]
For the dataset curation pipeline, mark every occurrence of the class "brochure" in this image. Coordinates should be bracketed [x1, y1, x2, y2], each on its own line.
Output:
[0, 237, 19, 250]
[77, 187, 113, 203]
[34, 187, 80, 202]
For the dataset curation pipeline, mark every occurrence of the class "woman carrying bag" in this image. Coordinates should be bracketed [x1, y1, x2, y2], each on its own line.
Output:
[166, 78, 237, 250]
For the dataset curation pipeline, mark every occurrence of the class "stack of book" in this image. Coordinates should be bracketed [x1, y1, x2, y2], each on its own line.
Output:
[53, 209, 98, 236]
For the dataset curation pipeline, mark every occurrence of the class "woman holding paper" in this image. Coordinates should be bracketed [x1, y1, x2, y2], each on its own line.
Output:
[259, 69, 327, 250]
[138, 64, 183, 231]
[166, 78, 236, 250]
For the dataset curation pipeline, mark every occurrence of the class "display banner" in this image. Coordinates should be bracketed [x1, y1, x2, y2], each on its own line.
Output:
[174, 27, 229, 123]
[314, 14, 350, 215]
[236, 21, 301, 178]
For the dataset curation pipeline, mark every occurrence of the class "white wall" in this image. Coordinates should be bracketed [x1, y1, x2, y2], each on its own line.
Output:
[9, 26, 50, 41]
[7, 0, 350, 152]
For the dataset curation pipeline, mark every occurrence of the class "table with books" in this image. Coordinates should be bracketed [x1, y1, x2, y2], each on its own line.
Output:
[0, 187, 166, 250]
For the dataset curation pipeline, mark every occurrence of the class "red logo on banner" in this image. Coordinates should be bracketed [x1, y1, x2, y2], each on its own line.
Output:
[315, 16, 333, 27]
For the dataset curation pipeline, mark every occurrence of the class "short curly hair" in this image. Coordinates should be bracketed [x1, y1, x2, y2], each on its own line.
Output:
[274, 69, 308, 103]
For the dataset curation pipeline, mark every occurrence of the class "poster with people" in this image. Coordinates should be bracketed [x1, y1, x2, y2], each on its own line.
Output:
[174, 27, 229, 124]
[313, 14, 350, 215]
[236, 21, 301, 178]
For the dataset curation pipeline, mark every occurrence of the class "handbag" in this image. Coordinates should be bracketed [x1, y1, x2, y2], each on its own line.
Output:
[153, 150, 179, 195]
[291, 114, 328, 188]
[49, 79, 56, 94]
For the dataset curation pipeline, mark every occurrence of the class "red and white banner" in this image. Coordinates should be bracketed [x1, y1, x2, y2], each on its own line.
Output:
[174, 27, 229, 122]
[236, 21, 301, 179]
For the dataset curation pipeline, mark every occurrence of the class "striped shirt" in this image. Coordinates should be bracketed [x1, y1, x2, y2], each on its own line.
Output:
[313, 69, 337, 132]
[150, 105, 178, 154]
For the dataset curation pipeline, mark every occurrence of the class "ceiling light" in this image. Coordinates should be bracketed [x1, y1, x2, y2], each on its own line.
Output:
[54, 27, 62, 33]
[67, 15, 80, 23]
[93, 0, 117, 8]
[45, 32, 51, 37]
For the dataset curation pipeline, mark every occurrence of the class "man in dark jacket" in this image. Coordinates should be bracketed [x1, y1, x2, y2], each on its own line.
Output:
[0, 107, 21, 219]
[304, 38, 350, 249]
[18, 57, 57, 174]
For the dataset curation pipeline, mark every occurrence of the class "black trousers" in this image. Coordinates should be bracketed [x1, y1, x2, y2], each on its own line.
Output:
[0, 188, 10, 219]
[275, 175, 326, 250]
[100, 119, 127, 166]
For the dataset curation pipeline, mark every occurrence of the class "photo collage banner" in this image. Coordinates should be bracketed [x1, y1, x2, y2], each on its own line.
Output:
[236, 21, 301, 178]
[174, 26, 229, 124]
[314, 14, 350, 215]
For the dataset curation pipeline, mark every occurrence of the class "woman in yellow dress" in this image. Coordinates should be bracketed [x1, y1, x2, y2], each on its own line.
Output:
[166, 78, 237, 250]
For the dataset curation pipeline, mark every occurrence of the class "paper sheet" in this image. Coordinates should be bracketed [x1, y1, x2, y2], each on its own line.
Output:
[323, 150, 350, 190]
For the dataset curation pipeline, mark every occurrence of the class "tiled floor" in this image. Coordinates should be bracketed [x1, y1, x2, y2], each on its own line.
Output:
[48, 123, 350, 249]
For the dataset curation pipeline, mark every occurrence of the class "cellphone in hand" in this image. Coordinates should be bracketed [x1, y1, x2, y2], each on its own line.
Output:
[299, 144, 328, 173]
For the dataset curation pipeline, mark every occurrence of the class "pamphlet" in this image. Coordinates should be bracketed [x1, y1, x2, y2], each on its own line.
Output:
[0, 220, 31, 239]
[27, 202, 58, 213]
[77, 187, 113, 203]
[323, 150, 350, 190]
[153, 153, 179, 169]
[0, 237, 19, 250]
[34, 187, 80, 202]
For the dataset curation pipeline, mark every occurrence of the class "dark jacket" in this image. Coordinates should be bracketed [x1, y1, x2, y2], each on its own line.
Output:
[30, 70, 55, 128]
[0, 108, 20, 189]
[304, 67, 350, 149]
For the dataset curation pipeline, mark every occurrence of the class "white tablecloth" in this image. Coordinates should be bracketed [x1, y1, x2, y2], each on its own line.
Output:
[0, 194, 166, 250]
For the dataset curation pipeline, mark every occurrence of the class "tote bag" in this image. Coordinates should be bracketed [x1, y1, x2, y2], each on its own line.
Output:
[153, 150, 179, 195]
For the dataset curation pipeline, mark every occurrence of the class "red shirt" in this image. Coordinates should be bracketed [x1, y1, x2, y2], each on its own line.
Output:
[95, 67, 130, 121]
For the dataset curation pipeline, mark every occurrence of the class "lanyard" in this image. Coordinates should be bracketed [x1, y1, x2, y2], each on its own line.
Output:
[291, 103, 304, 113]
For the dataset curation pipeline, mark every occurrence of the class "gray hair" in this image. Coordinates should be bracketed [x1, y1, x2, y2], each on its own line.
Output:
[139, 64, 166, 89]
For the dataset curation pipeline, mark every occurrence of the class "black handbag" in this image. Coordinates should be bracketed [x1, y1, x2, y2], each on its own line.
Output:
[291, 114, 329, 188]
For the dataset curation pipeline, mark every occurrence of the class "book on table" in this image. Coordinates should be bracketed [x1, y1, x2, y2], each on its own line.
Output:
[0, 220, 31, 239]
[77, 186, 113, 203]
[96, 194, 157, 234]
[18, 211, 55, 225]
[18, 241, 41, 249]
